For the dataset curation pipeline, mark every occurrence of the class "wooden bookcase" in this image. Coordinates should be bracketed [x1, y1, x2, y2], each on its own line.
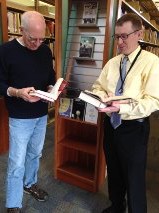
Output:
[0, 0, 9, 154]
[55, 0, 117, 192]
[116, 0, 159, 187]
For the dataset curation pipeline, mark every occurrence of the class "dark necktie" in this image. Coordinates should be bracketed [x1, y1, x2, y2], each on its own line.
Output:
[110, 56, 128, 129]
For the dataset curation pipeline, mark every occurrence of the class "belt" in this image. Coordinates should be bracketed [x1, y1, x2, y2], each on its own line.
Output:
[122, 118, 147, 123]
[105, 115, 148, 123]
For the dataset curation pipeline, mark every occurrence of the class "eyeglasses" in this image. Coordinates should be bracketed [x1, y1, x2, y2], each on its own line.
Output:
[27, 35, 46, 43]
[25, 31, 46, 44]
[112, 30, 139, 40]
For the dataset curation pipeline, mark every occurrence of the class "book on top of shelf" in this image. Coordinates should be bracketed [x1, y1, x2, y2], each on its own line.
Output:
[79, 36, 95, 58]
[71, 98, 86, 120]
[29, 78, 68, 102]
[78, 90, 132, 109]
[59, 98, 73, 117]
[84, 103, 98, 124]
[82, 2, 98, 24]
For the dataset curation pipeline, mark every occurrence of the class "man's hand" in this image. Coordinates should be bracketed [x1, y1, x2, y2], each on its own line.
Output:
[98, 105, 119, 112]
[17, 87, 40, 102]
[98, 99, 130, 112]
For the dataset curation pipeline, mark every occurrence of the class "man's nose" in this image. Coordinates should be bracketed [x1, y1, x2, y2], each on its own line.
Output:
[117, 37, 124, 44]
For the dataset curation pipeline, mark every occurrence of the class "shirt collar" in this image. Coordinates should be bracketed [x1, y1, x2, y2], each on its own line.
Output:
[122, 46, 141, 63]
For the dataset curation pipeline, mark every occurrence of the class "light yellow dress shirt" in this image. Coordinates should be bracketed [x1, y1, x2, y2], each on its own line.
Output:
[92, 46, 159, 120]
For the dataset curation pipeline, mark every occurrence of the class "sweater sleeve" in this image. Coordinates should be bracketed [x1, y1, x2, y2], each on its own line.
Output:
[47, 47, 56, 86]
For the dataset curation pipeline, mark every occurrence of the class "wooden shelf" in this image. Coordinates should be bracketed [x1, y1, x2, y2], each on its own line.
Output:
[47, 118, 55, 125]
[0, 98, 9, 154]
[139, 40, 159, 48]
[59, 137, 96, 155]
[57, 164, 95, 191]
[73, 56, 95, 62]
[57, 164, 95, 182]
[7, 1, 33, 12]
[8, 32, 21, 36]
[77, 23, 99, 28]
[59, 116, 98, 126]
[55, 0, 108, 193]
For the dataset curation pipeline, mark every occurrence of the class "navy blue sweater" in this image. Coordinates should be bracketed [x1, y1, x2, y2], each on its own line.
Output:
[0, 39, 55, 118]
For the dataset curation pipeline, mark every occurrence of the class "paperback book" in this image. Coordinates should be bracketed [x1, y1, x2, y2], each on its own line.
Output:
[59, 98, 73, 117]
[84, 103, 98, 124]
[79, 36, 95, 58]
[82, 2, 98, 24]
[78, 90, 132, 109]
[29, 78, 68, 102]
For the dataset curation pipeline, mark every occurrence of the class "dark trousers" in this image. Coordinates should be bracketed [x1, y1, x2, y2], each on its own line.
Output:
[103, 116, 150, 213]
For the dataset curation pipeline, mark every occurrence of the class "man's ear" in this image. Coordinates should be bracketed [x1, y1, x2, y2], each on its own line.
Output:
[20, 27, 23, 33]
[138, 29, 144, 40]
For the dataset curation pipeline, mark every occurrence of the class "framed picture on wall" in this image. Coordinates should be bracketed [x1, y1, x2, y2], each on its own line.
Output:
[79, 36, 95, 58]
[82, 2, 98, 24]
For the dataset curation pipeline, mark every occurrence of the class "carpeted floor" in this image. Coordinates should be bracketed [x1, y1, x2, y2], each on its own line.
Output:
[0, 124, 158, 213]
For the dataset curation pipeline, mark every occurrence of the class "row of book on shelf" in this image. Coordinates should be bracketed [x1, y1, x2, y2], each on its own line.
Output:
[7, 11, 55, 37]
[59, 98, 98, 124]
[143, 28, 158, 45]
[145, 46, 159, 56]
[128, 1, 159, 30]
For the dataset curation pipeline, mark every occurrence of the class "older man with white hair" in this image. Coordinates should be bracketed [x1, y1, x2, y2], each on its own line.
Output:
[0, 11, 55, 213]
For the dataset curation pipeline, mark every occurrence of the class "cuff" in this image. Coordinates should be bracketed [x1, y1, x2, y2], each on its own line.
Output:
[119, 104, 131, 114]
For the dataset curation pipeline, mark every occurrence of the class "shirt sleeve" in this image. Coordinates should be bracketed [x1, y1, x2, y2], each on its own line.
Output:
[119, 57, 159, 119]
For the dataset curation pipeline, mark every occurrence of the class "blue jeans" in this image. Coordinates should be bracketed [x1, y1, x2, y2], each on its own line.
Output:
[6, 115, 47, 208]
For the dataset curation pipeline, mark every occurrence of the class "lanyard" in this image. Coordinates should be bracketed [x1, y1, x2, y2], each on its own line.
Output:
[118, 48, 142, 94]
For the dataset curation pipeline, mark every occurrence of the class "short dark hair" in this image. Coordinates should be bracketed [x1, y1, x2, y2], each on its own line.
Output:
[116, 13, 142, 30]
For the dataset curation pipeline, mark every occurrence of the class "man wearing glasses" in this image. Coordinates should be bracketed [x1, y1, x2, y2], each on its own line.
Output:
[92, 13, 159, 213]
[0, 11, 55, 213]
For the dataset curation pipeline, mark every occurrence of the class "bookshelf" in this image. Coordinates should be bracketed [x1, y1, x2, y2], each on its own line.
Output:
[0, 0, 9, 154]
[55, 0, 116, 192]
[116, 0, 159, 56]
[116, 0, 159, 190]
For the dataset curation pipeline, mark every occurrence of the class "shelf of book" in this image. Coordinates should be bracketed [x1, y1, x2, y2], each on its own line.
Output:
[116, 0, 159, 56]
[7, 1, 55, 45]
[55, 0, 114, 192]
[121, 0, 159, 32]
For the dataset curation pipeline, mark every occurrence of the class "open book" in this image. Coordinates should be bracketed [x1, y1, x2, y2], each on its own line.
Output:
[29, 78, 68, 102]
[78, 90, 132, 109]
